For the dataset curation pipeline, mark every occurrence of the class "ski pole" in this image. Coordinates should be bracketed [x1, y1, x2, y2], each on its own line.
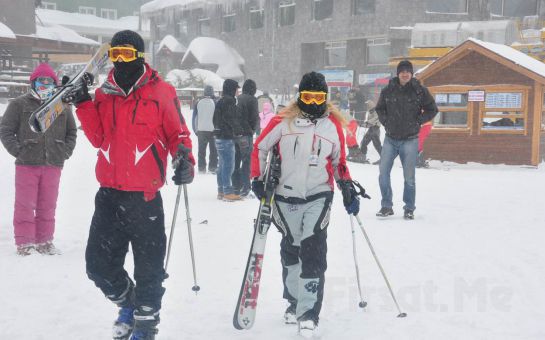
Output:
[350, 215, 367, 308]
[183, 184, 200, 293]
[164, 184, 183, 276]
[354, 215, 407, 318]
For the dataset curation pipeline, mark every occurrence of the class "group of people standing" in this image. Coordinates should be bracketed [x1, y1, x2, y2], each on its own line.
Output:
[0, 24, 437, 339]
[192, 78, 276, 201]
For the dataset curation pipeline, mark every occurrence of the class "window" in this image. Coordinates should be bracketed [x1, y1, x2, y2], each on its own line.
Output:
[490, 0, 538, 17]
[177, 19, 188, 37]
[250, 7, 265, 29]
[79, 6, 96, 15]
[222, 12, 236, 33]
[481, 92, 526, 132]
[433, 93, 469, 128]
[41, 1, 56, 10]
[426, 0, 468, 13]
[197, 17, 211, 36]
[100, 8, 117, 20]
[312, 0, 333, 21]
[325, 41, 347, 67]
[279, 1, 295, 26]
[352, 0, 375, 15]
[367, 37, 390, 65]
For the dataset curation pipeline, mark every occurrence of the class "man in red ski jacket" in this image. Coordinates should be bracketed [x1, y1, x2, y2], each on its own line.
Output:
[64, 30, 194, 340]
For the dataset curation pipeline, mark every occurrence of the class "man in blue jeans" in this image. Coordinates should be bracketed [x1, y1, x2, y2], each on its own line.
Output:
[213, 79, 243, 201]
[375, 60, 438, 219]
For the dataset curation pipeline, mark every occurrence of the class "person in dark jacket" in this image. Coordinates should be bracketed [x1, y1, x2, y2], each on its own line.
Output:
[64, 30, 195, 340]
[213, 79, 243, 201]
[233, 79, 258, 196]
[375, 60, 438, 220]
[192, 85, 218, 173]
[0, 63, 77, 256]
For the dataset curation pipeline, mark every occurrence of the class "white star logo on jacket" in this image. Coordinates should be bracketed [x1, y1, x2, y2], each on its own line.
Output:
[100, 145, 110, 163]
[135, 143, 153, 165]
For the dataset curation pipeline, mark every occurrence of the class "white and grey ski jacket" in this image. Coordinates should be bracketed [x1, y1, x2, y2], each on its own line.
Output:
[251, 106, 352, 200]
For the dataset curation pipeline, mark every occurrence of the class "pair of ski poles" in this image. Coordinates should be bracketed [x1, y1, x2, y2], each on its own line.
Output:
[164, 184, 200, 293]
[349, 182, 407, 318]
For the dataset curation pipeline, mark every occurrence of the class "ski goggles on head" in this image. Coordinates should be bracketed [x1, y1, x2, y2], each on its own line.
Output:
[299, 91, 327, 105]
[108, 46, 145, 62]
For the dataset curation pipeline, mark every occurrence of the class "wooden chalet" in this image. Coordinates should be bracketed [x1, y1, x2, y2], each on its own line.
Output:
[417, 38, 545, 166]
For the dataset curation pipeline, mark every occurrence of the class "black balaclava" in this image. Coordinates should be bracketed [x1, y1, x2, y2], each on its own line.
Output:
[110, 30, 145, 93]
[297, 71, 328, 120]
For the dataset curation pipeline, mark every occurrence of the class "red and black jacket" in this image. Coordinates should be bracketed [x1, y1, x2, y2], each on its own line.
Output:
[76, 64, 194, 197]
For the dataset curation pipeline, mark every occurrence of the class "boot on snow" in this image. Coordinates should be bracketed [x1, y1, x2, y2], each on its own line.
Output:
[130, 306, 159, 340]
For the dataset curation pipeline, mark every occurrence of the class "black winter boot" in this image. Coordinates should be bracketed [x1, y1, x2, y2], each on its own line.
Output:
[376, 207, 394, 217]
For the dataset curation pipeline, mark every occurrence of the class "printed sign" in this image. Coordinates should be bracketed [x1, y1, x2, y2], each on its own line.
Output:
[468, 90, 485, 102]
[319, 69, 354, 87]
[358, 73, 391, 85]
[485, 92, 522, 109]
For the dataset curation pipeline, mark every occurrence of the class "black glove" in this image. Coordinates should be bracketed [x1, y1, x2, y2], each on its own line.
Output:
[251, 178, 265, 200]
[338, 180, 360, 215]
[62, 72, 94, 104]
[172, 144, 194, 185]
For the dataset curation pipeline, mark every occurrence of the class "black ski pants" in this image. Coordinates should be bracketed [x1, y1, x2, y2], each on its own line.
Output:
[360, 126, 382, 156]
[85, 188, 166, 311]
[197, 131, 218, 172]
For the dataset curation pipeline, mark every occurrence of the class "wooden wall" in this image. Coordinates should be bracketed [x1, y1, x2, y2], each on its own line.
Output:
[421, 51, 538, 165]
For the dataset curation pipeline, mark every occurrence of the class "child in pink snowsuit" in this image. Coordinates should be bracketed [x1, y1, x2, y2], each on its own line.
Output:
[0, 63, 77, 255]
[259, 102, 275, 130]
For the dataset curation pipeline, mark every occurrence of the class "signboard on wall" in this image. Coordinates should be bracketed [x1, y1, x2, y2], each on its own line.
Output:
[485, 92, 522, 108]
[468, 90, 485, 102]
[358, 73, 391, 85]
[319, 69, 354, 87]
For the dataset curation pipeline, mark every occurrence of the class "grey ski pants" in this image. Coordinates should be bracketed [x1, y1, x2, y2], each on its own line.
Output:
[272, 193, 333, 321]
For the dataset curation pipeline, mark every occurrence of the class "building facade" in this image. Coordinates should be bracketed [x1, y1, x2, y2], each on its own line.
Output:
[39, 0, 150, 19]
[143, 0, 545, 98]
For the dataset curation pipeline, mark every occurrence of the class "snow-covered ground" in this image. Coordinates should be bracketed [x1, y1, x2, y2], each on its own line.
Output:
[1, 106, 545, 339]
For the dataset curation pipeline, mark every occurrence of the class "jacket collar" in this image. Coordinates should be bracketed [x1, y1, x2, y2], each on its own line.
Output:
[101, 63, 156, 96]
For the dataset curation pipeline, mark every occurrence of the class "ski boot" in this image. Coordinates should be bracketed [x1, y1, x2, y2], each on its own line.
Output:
[35, 241, 62, 255]
[376, 207, 394, 217]
[284, 302, 297, 324]
[130, 306, 159, 340]
[297, 311, 319, 338]
[113, 307, 134, 340]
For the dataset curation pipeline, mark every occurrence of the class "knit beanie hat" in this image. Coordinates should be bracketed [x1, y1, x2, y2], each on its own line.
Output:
[111, 30, 145, 53]
[299, 71, 328, 93]
[30, 63, 58, 85]
[396, 60, 413, 75]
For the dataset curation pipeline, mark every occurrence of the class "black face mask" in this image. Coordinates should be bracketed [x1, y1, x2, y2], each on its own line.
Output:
[297, 98, 327, 120]
[113, 59, 144, 93]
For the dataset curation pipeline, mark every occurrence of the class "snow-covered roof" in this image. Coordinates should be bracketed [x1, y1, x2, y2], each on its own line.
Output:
[36, 9, 148, 38]
[181, 37, 245, 79]
[158, 35, 187, 54]
[141, 0, 244, 15]
[467, 38, 545, 79]
[0, 22, 16, 40]
[166, 68, 225, 90]
[31, 23, 100, 46]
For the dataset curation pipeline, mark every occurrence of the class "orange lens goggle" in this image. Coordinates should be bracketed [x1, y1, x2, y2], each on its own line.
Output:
[300, 91, 327, 105]
[108, 47, 145, 62]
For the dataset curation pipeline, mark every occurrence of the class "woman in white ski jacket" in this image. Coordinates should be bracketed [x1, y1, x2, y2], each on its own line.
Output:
[250, 71, 361, 335]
